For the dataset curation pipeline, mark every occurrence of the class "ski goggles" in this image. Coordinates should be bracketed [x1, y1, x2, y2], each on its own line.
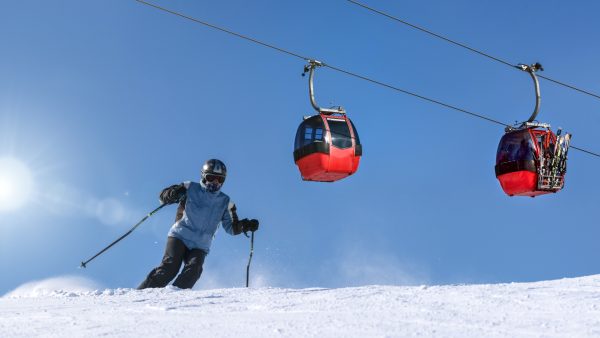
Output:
[205, 174, 226, 184]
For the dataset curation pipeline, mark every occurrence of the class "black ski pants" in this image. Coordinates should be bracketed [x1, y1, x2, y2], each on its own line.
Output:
[138, 237, 207, 290]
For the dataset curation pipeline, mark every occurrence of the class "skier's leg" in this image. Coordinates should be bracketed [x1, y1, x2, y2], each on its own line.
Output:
[172, 249, 207, 289]
[137, 237, 186, 289]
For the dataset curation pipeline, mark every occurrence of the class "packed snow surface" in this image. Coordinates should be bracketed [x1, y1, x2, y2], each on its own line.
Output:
[2, 275, 600, 337]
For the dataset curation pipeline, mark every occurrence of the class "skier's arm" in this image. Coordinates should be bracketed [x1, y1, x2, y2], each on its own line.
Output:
[222, 200, 260, 236]
[159, 183, 188, 205]
[221, 201, 242, 235]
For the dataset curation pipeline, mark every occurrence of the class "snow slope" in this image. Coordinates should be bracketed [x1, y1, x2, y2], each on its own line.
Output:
[2, 275, 600, 337]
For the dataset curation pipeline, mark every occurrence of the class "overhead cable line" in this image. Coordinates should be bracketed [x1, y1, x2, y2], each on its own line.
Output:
[346, 0, 600, 101]
[135, 0, 307, 61]
[570, 145, 599, 157]
[323, 64, 507, 126]
[134, 0, 600, 159]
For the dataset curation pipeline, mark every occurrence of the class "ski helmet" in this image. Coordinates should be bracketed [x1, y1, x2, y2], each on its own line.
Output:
[201, 159, 227, 192]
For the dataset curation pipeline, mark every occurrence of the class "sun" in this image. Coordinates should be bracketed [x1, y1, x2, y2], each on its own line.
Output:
[0, 157, 34, 212]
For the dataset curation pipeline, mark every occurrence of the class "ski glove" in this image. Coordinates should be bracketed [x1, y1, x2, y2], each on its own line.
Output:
[159, 184, 187, 205]
[239, 218, 259, 233]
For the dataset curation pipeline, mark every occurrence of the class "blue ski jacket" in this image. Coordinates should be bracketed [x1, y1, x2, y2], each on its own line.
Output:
[166, 181, 239, 253]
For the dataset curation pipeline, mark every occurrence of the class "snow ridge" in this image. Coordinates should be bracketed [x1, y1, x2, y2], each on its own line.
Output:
[2, 275, 600, 337]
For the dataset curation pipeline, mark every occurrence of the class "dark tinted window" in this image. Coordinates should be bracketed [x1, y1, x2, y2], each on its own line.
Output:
[327, 118, 353, 149]
[496, 130, 535, 164]
[295, 116, 325, 150]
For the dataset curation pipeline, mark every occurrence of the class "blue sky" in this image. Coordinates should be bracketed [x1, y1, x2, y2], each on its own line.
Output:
[1, 0, 599, 294]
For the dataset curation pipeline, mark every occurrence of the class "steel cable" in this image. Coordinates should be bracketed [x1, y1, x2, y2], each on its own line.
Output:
[134, 0, 599, 158]
[346, 0, 600, 101]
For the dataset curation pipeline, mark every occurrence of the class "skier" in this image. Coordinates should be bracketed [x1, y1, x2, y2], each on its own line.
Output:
[138, 159, 259, 289]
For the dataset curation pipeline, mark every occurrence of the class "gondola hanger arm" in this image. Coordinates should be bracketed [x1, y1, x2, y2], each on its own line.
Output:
[303, 60, 345, 115]
[516, 62, 543, 126]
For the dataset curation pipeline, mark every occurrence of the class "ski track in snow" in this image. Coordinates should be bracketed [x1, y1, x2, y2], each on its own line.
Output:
[2, 275, 600, 337]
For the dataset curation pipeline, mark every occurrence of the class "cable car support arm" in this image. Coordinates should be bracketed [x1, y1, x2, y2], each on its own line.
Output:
[303, 60, 345, 115]
[517, 62, 543, 125]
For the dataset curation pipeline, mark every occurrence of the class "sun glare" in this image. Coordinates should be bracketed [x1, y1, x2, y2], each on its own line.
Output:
[0, 157, 34, 212]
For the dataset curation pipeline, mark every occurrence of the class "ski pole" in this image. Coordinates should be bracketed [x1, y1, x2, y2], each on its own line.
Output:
[80, 203, 167, 268]
[246, 231, 255, 287]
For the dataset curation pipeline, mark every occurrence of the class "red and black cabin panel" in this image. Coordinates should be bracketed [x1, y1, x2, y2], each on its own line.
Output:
[495, 128, 562, 197]
[294, 113, 361, 182]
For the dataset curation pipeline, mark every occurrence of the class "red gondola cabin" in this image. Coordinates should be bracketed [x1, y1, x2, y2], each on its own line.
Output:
[495, 127, 569, 197]
[294, 113, 361, 182]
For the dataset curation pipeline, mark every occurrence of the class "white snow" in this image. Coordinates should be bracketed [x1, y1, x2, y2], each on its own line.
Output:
[2, 275, 600, 337]
[3, 276, 102, 298]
